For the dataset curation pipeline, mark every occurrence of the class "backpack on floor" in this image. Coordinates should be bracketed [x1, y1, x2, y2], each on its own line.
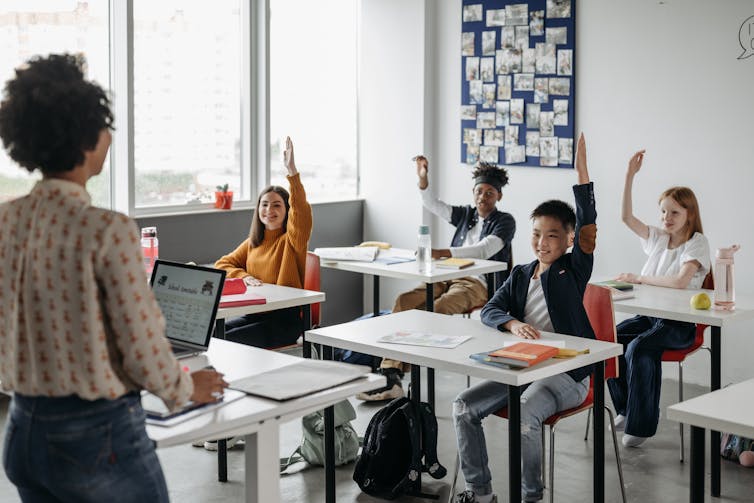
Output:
[721, 432, 754, 460]
[352, 397, 447, 500]
[280, 399, 360, 472]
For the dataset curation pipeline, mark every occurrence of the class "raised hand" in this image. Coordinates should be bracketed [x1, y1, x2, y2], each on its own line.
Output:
[413, 154, 429, 190]
[574, 132, 589, 184]
[283, 136, 297, 176]
[627, 149, 645, 177]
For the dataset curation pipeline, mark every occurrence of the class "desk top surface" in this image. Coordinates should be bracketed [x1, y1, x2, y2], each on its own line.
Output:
[607, 283, 754, 327]
[319, 248, 507, 282]
[667, 378, 754, 438]
[216, 283, 325, 320]
[305, 310, 622, 387]
[147, 339, 383, 447]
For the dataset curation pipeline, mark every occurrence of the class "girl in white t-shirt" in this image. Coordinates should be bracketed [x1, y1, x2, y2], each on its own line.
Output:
[607, 149, 711, 448]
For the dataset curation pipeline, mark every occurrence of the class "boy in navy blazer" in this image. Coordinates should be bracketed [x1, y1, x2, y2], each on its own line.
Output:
[452, 134, 596, 503]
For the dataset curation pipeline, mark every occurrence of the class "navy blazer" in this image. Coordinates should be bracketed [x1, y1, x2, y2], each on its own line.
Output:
[481, 182, 597, 383]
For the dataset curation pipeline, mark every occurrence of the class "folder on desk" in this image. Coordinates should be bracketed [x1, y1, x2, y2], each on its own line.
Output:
[219, 291, 266, 308]
[142, 388, 245, 426]
[229, 360, 371, 401]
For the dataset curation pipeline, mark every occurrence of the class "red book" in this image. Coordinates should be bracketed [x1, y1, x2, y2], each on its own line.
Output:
[487, 342, 559, 368]
[221, 278, 247, 295]
[219, 292, 266, 308]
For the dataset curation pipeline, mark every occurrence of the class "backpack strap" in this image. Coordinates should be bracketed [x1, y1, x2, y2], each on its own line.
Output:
[418, 401, 447, 479]
[280, 446, 306, 472]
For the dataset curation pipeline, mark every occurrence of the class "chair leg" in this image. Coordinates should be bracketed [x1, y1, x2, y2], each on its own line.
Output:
[541, 427, 546, 488]
[549, 425, 556, 503]
[605, 406, 628, 503]
[678, 361, 684, 463]
[584, 408, 592, 441]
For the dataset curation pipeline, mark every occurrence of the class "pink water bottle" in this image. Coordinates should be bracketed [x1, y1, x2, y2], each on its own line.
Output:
[141, 226, 159, 275]
[713, 245, 740, 311]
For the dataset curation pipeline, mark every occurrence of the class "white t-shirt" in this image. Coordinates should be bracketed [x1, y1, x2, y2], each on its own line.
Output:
[523, 276, 554, 333]
[640, 226, 711, 289]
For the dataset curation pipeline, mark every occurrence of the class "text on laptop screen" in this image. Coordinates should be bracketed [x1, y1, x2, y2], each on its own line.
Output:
[151, 262, 224, 346]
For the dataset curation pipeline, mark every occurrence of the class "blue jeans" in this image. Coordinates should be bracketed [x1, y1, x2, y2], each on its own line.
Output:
[224, 306, 302, 348]
[3, 392, 169, 503]
[607, 315, 695, 437]
[453, 374, 589, 502]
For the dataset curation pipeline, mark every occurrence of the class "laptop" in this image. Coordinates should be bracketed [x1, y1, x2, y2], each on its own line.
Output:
[149, 260, 226, 358]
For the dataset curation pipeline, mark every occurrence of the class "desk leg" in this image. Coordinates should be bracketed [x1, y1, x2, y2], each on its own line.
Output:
[215, 319, 225, 340]
[322, 345, 336, 503]
[593, 362, 605, 502]
[486, 272, 495, 300]
[425, 283, 436, 409]
[373, 276, 380, 317]
[508, 385, 521, 503]
[303, 304, 312, 358]
[690, 426, 705, 503]
[711, 326, 721, 497]
[218, 439, 227, 482]
[245, 422, 280, 503]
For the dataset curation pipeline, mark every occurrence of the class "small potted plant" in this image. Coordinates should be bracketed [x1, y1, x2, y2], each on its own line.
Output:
[214, 184, 234, 210]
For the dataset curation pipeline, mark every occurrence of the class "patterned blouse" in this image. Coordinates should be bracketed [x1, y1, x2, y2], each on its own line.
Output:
[0, 179, 192, 409]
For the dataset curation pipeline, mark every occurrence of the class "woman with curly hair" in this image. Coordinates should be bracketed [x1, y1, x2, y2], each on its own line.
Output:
[0, 53, 227, 502]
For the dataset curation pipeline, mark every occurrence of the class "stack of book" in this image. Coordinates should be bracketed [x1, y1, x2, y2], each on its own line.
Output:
[470, 342, 560, 369]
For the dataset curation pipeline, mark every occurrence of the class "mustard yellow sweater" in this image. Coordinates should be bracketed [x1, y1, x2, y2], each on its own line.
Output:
[215, 173, 312, 288]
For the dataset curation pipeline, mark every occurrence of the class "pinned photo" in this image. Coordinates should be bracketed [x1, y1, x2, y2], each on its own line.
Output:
[529, 10, 544, 36]
[463, 4, 483, 22]
[463, 127, 482, 145]
[534, 78, 549, 103]
[513, 73, 534, 91]
[501, 26, 516, 49]
[545, 27, 568, 45]
[548, 77, 570, 96]
[480, 145, 499, 164]
[482, 84, 496, 108]
[515, 26, 529, 50]
[466, 144, 480, 164]
[539, 137, 559, 166]
[526, 103, 541, 129]
[505, 144, 526, 164]
[469, 80, 483, 104]
[505, 125, 519, 145]
[461, 105, 477, 121]
[476, 111, 496, 129]
[497, 75, 512, 99]
[498, 48, 522, 74]
[466, 57, 480, 81]
[539, 111, 555, 137]
[526, 131, 541, 156]
[482, 31, 497, 56]
[535, 43, 556, 74]
[522, 48, 536, 73]
[486, 8, 506, 27]
[485, 129, 505, 146]
[462, 32, 475, 56]
[553, 99, 568, 125]
[547, 0, 572, 19]
[496, 100, 510, 126]
[505, 3, 529, 26]
[480, 57, 495, 82]
[557, 49, 573, 76]
[559, 137, 574, 164]
[510, 98, 524, 124]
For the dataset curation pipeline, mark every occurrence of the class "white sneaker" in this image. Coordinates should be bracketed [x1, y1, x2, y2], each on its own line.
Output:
[191, 439, 205, 448]
[613, 414, 626, 431]
[622, 433, 648, 447]
[204, 437, 245, 451]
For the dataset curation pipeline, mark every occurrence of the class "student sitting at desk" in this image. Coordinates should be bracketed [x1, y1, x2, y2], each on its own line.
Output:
[453, 134, 595, 503]
[214, 136, 313, 349]
[359, 156, 516, 401]
[0, 53, 227, 503]
[607, 149, 710, 448]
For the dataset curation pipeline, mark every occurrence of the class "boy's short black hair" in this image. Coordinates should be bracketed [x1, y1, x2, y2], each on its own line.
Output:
[0, 53, 113, 174]
[471, 162, 509, 192]
[530, 199, 576, 232]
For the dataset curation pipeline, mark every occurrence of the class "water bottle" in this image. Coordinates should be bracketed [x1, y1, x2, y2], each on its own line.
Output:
[417, 225, 432, 274]
[713, 244, 740, 311]
[141, 226, 159, 275]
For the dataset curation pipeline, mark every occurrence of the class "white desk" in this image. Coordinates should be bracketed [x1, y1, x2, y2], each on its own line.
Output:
[148, 339, 384, 503]
[610, 283, 754, 496]
[305, 310, 622, 503]
[667, 378, 754, 502]
[212, 283, 326, 481]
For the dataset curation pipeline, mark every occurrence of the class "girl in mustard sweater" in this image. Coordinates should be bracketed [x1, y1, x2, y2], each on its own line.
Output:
[214, 137, 313, 348]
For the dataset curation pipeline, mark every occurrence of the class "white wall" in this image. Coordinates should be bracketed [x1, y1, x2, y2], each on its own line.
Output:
[361, 0, 754, 385]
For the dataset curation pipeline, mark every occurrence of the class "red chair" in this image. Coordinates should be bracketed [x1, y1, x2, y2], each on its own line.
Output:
[661, 271, 714, 462]
[304, 251, 322, 329]
[493, 284, 626, 503]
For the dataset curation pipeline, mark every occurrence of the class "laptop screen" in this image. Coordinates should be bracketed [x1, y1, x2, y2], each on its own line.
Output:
[149, 260, 226, 350]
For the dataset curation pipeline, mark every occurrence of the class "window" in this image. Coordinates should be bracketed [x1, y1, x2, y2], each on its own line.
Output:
[132, 1, 243, 209]
[0, 0, 110, 207]
[269, 0, 358, 201]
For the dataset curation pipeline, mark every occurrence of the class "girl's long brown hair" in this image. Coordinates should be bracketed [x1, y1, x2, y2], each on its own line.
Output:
[249, 185, 290, 247]
[659, 186, 703, 242]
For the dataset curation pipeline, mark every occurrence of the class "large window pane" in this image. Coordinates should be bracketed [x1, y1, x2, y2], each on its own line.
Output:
[133, 2, 242, 209]
[269, 0, 357, 201]
[0, 1, 110, 207]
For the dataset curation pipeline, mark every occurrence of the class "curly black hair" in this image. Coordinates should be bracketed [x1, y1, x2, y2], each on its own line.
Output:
[471, 162, 510, 190]
[531, 199, 576, 232]
[0, 53, 113, 174]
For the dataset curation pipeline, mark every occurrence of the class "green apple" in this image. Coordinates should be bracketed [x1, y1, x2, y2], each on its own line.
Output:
[690, 292, 711, 310]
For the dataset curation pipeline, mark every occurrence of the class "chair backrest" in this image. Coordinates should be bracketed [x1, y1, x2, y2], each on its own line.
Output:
[305, 251, 321, 327]
[702, 270, 714, 290]
[583, 284, 618, 379]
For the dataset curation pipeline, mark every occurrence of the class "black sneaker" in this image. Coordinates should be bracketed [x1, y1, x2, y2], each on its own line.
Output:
[356, 367, 404, 401]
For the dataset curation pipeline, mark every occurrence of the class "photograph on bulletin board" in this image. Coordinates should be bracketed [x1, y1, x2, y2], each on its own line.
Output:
[461, 0, 575, 168]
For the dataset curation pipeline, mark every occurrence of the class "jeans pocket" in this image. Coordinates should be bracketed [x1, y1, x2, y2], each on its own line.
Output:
[47, 422, 113, 492]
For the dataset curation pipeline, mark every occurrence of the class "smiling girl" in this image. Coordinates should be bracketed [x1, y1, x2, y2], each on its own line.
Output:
[607, 149, 711, 448]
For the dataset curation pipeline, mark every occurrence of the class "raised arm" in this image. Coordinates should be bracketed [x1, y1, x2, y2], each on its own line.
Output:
[575, 132, 589, 185]
[283, 136, 298, 177]
[414, 154, 429, 190]
[283, 136, 312, 251]
[622, 150, 649, 239]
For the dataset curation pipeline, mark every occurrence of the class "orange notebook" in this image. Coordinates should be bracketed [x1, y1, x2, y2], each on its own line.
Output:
[487, 342, 559, 368]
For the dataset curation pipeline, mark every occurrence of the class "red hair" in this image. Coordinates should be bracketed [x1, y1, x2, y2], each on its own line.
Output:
[659, 186, 703, 242]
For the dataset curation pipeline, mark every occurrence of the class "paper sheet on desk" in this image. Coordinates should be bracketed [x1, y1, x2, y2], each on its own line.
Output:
[378, 330, 471, 349]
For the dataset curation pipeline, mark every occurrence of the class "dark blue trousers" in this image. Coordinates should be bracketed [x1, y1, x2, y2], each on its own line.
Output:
[224, 306, 302, 349]
[607, 315, 695, 437]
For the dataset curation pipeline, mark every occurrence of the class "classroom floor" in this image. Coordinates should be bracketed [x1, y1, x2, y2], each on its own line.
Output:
[0, 369, 752, 503]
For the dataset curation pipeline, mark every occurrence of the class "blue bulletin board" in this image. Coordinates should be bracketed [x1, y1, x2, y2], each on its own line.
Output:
[461, 0, 575, 168]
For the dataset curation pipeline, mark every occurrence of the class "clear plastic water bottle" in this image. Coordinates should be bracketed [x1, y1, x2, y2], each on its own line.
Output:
[713, 244, 740, 311]
[141, 226, 159, 275]
[417, 225, 432, 274]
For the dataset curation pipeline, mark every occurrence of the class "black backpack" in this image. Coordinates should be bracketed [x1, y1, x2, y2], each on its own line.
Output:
[353, 397, 447, 500]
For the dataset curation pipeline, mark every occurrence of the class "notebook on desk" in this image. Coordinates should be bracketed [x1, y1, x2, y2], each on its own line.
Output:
[149, 260, 226, 358]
